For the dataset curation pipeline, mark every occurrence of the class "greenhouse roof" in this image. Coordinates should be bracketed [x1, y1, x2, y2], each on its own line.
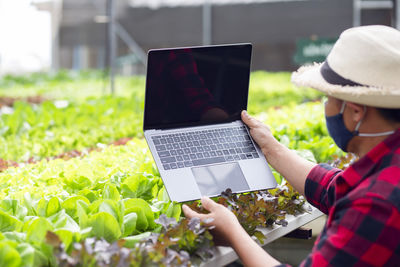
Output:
[129, 0, 305, 9]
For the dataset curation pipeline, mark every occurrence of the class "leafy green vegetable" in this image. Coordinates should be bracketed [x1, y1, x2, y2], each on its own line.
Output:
[86, 212, 121, 242]
[187, 185, 307, 245]
[0, 97, 142, 162]
[0, 210, 23, 232]
[48, 215, 215, 267]
[62, 196, 90, 220]
[124, 198, 155, 230]
[25, 218, 54, 244]
[122, 213, 138, 237]
[0, 241, 22, 267]
[0, 200, 28, 220]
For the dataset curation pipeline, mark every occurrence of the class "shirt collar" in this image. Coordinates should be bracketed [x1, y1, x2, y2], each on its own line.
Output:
[341, 128, 400, 187]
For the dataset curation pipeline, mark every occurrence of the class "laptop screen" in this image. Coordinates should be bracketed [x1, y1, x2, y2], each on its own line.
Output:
[143, 44, 252, 130]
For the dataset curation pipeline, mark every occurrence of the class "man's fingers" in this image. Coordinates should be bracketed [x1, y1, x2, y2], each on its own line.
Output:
[201, 196, 219, 212]
[182, 197, 221, 221]
[241, 110, 258, 128]
[182, 204, 207, 220]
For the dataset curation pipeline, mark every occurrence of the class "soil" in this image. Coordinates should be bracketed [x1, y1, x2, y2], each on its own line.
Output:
[0, 96, 48, 107]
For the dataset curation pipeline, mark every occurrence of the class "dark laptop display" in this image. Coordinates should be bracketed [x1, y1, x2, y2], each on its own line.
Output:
[143, 44, 252, 130]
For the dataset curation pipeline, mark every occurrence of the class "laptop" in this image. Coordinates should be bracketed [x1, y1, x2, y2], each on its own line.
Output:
[143, 43, 277, 202]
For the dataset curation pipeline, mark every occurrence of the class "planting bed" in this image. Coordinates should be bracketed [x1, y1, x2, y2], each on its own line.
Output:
[0, 71, 339, 267]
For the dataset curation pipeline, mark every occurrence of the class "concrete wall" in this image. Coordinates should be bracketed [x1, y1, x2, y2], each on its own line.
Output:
[59, 0, 393, 71]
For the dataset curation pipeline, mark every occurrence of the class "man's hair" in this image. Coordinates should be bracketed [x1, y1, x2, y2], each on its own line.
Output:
[377, 108, 400, 123]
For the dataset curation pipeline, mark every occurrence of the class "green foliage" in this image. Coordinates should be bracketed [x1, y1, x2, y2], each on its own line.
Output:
[254, 102, 343, 162]
[0, 97, 143, 162]
[0, 135, 321, 266]
[248, 71, 322, 113]
[0, 70, 344, 266]
[48, 215, 214, 267]
[0, 139, 184, 265]
[0, 241, 22, 267]
[0, 70, 145, 101]
[0, 210, 23, 232]
[188, 185, 306, 245]
[328, 153, 358, 170]
[86, 212, 121, 242]
[0, 70, 328, 163]
[0, 70, 104, 89]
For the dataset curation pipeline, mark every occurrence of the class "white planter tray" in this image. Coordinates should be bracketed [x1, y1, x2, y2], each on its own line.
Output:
[202, 206, 324, 266]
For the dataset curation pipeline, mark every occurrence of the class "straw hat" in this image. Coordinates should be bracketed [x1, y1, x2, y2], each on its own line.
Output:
[291, 25, 400, 108]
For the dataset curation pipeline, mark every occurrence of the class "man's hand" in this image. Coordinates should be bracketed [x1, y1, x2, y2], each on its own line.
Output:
[241, 110, 315, 196]
[183, 197, 282, 266]
[182, 197, 243, 246]
[241, 110, 280, 156]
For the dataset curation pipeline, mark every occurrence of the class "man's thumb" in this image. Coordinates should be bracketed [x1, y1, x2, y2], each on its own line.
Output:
[241, 110, 256, 128]
[201, 196, 218, 212]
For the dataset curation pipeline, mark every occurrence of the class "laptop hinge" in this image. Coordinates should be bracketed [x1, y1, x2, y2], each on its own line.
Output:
[146, 120, 242, 133]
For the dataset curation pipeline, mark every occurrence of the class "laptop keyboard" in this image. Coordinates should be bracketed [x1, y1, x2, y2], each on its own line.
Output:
[151, 126, 260, 171]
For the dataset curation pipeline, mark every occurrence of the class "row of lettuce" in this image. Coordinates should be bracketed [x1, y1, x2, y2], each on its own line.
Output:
[0, 137, 313, 267]
[0, 140, 181, 266]
[0, 71, 322, 163]
[0, 71, 338, 266]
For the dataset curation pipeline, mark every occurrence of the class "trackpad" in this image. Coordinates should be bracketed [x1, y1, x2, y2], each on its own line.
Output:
[191, 163, 250, 196]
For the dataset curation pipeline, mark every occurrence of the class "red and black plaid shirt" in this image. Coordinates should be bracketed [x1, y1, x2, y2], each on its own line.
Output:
[279, 128, 400, 266]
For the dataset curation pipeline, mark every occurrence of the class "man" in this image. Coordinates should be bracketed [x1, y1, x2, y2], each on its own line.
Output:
[183, 25, 400, 266]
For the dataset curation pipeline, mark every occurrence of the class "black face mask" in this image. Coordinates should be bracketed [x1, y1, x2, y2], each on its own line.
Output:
[325, 101, 395, 152]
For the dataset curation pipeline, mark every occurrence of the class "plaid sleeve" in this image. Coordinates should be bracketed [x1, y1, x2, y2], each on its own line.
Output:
[299, 196, 400, 266]
[273, 196, 400, 267]
[305, 163, 343, 214]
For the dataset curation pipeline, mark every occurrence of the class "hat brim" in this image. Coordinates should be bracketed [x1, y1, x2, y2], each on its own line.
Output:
[291, 63, 400, 108]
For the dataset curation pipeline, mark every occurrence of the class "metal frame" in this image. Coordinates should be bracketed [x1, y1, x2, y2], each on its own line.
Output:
[114, 22, 147, 65]
[107, 0, 116, 94]
[100, 0, 215, 93]
[92, 0, 148, 93]
[202, 207, 324, 266]
[353, 0, 399, 29]
[203, 2, 212, 45]
[397, 0, 400, 28]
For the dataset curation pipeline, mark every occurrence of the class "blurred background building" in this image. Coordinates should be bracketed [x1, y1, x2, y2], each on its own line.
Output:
[0, 0, 398, 75]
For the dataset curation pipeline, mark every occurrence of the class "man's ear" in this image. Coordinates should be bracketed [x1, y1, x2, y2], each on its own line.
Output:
[346, 102, 365, 122]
